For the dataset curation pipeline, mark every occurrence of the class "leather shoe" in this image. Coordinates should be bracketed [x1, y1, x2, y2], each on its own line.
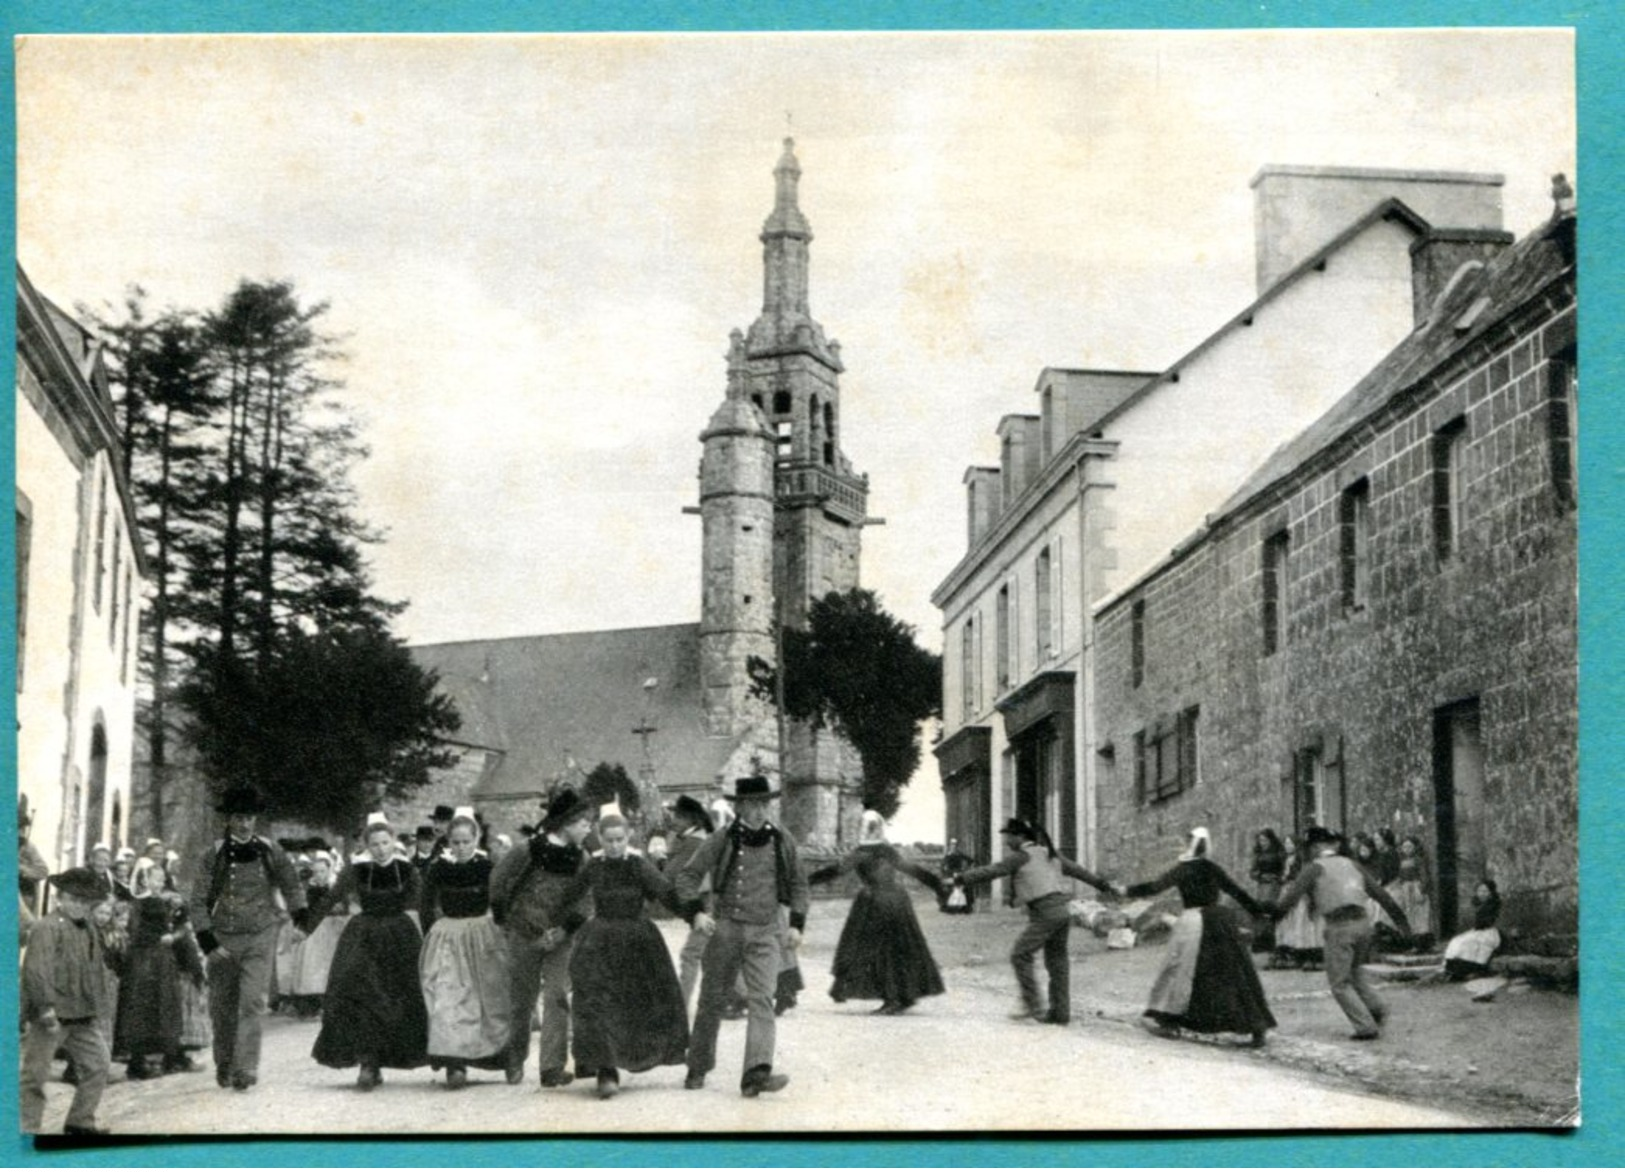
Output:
[163, 1055, 202, 1074]
[540, 1070, 574, 1088]
[596, 1070, 619, 1099]
[356, 1065, 381, 1091]
[62, 1123, 108, 1137]
[1350, 1030, 1381, 1041]
[1037, 1012, 1070, 1026]
[504, 1061, 524, 1086]
[446, 1067, 468, 1090]
[215, 1068, 233, 1089]
[1009, 1007, 1045, 1021]
[683, 1071, 705, 1090]
[741, 1070, 789, 1098]
[230, 1070, 257, 1091]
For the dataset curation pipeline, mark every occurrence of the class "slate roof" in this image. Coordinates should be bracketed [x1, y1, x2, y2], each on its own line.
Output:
[410, 624, 738, 805]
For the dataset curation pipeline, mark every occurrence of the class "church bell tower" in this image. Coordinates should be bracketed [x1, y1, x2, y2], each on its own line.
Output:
[697, 138, 870, 848]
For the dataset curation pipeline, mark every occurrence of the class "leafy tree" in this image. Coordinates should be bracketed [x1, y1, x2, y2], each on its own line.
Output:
[183, 627, 461, 834]
[749, 589, 942, 819]
[583, 763, 642, 815]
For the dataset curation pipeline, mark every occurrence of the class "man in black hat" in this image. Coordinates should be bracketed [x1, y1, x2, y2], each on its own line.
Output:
[489, 787, 595, 1087]
[665, 794, 716, 1014]
[21, 868, 113, 1135]
[430, 804, 456, 857]
[1272, 825, 1412, 1040]
[675, 775, 808, 1097]
[18, 805, 49, 916]
[188, 786, 314, 1090]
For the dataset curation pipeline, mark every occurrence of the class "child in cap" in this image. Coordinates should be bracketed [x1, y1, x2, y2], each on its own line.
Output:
[21, 868, 115, 1136]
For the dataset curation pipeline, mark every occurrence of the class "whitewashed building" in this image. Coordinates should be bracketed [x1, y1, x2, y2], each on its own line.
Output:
[16, 265, 146, 888]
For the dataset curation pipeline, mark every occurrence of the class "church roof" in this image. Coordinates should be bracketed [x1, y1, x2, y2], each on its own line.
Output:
[410, 624, 738, 807]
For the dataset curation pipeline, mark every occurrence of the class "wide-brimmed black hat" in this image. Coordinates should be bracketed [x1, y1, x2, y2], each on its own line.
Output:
[49, 867, 110, 902]
[1000, 817, 1037, 839]
[541, 788, 593, 832]
[432, 805, 455, 822]
[216, 786, 266, 815]
[730, 775, 779, 801]
[1304, 825, 1343, 847]
[672, 794, 715, 833]
[415, 825, 437, 842]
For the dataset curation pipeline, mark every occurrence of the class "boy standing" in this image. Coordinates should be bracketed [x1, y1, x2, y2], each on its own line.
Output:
[21, 868, 114, 1136]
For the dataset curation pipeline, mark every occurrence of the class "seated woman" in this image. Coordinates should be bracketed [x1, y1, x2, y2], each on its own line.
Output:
[1443, 878, 1502, 981]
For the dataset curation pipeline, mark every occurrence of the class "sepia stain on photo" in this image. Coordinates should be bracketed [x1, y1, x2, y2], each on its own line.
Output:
[14, 29, 1577, 1137]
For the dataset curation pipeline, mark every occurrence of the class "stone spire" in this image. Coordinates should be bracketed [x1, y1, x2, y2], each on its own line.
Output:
[748, 138, 840, 369]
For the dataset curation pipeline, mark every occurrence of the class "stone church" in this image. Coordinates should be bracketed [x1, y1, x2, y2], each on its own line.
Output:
[404, 140, 869, 849]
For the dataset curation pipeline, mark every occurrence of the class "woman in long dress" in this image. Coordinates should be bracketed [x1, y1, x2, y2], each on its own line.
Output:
[567, 814, 689, 1099]
[1274, 833, 1324, 969]
[289, 852, 343, 1016]
[1385, 835, 1434, 949]
[419, 808, 513, 1089]
[808, 809, 947, 1015]
[1117, 827, 1276, 1048]
[312, 815, 429, 1089]
[1248, 829, 1286, 954]
[114, 857, 197, 1078]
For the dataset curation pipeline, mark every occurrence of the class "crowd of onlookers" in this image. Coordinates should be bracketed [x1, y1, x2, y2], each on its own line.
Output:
[1248, 825, 1502, 979]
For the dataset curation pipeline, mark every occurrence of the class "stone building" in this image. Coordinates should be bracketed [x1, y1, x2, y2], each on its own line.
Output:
[932, 166, 1508, 883]
[16, 265, 147, 890]
[1093, 196, 1576, 942]
[405, 140, 869, 848]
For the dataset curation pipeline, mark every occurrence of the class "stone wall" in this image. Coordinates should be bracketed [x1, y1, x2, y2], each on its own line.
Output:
[1095, 276, 1576, 943]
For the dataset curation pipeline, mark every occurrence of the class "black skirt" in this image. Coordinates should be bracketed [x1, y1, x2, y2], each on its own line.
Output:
[115, 938, 184, 1055]
[828, 886, 946, 1007]
[1149, 905, 1276, 1035]
[312, 913, 428, 1070]
[569, 916, 689, 1074]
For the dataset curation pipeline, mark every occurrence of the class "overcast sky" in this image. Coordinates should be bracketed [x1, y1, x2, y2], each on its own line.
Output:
[17, 30, 1575, 842]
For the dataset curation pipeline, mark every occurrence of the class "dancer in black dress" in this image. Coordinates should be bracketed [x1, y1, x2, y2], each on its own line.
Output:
[1115, 827, 1276, 1047]
[312, 815, 428, 1089]
[808, 810, 947, 1015]
[567, 815, 689, 1099]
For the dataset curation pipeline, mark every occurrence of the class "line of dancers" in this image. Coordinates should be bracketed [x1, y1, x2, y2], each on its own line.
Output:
[20, 775, 1427, 1135]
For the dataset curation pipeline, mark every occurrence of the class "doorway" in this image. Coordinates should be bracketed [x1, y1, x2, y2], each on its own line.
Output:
[1433, 698, 1486, 937]
[85, 721, 109, 862]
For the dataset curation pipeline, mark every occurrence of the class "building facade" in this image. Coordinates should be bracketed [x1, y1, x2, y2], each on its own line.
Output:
[932, 166, 1507, 882]
[16, 265, 146, 890]
[1093, 201, 1576, 942]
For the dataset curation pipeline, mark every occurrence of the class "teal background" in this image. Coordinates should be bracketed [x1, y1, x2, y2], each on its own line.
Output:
[1, 1, 1616, 1165]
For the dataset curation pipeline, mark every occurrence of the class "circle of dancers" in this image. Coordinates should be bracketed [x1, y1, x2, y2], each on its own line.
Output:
[25, 773, 1499, 1135]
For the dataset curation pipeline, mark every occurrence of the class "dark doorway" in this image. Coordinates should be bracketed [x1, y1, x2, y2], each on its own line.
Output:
[1433, 698, 1486, 937]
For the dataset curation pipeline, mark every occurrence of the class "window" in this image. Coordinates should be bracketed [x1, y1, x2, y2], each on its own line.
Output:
[772, 390, 792, 416]
[109, 536, 123, 645]
[1262, 530, 1289, 655]
[1033, 542, 1059, 663]
[995, 584, 1011, 692]
[1131, 598, 1146, 688]
[93, 464, 108, 613]
[1431, 417, 1467, 561]
[16, 494, 32, 691]
[1135, 706, 1200, 805]
[1339, 478, 1371, 612]
[960, 616, 979, 721]
[775, 418, 793, 461]
[1547, 348, 1577, 509]
[120, 566, 135, 685]
[1290, 737, 1345, 835]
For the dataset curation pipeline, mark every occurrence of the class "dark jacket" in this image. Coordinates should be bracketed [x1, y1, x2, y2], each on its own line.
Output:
[488, 835, 591, 939]
[22, 912, 108, 1022]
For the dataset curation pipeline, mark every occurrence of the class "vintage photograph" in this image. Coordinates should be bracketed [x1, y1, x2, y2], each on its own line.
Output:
[15, 30, 1577, 1137]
